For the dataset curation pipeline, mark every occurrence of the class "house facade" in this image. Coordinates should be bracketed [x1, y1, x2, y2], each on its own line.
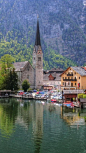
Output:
[43, 68, 64, 90]
[60, 67, 86, 90]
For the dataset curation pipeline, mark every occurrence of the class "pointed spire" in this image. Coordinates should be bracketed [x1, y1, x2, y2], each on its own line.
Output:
[35, 17, 41, 46]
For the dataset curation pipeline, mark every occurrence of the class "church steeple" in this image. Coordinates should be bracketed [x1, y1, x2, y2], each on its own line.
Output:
[33, 17, 43, 90]
[35, 18, 41, 46]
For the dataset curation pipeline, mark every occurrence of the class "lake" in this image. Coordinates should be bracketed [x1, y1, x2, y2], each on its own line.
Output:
[0, 98, 86, 153]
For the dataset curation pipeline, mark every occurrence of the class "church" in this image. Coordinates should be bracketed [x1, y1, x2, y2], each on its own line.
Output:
[14, 19, 63, 90]
[14, 18, 43, 90]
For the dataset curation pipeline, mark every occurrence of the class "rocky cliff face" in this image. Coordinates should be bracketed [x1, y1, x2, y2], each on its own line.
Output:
[0, 0, 86, 65]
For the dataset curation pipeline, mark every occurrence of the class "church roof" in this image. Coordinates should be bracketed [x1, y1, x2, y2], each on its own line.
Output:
[35, 18, 41, 46]
[13, 61, 29, 71]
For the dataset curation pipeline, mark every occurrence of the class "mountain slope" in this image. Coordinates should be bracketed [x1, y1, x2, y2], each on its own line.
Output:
[0, 0, 86, 67]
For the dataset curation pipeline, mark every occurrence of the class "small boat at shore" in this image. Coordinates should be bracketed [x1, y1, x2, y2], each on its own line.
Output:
[63, 102, 75, 108]
[51, 99, 57, 103]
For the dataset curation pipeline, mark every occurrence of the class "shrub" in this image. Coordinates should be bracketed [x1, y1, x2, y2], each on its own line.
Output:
[22, 80, 30, 92]
[83, 95, 86, 99]
[78, 94, 83, 99]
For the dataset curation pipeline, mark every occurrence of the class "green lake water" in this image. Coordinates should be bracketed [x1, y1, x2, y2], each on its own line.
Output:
[0, 98, 86, 153]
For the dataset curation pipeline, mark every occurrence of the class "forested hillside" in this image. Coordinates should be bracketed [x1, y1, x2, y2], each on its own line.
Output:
[0, 0, 86, 69]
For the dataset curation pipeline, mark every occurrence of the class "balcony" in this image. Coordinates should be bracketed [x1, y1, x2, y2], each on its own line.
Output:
[67, 73, 73, 76]
[63, 78, 77, 81]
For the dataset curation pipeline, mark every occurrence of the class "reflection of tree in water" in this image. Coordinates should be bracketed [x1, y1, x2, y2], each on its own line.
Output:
[0, 98, 18, 136]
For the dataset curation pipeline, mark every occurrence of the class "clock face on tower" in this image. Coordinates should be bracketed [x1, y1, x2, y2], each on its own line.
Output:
[38, 50, 42, 54]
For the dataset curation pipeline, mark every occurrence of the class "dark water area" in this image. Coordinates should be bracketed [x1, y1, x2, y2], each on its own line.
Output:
[0, 98, 86, 153]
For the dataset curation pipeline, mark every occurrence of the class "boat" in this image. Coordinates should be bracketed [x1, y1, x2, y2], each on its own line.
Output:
[63, 102, 74, 108]
[51, 99, 57, 103]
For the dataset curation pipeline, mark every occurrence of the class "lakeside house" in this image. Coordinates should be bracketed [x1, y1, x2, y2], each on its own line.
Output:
[60, 66, 86, 90]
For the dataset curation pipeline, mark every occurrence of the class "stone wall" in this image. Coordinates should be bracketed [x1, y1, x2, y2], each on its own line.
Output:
[20, 62, 35, 89]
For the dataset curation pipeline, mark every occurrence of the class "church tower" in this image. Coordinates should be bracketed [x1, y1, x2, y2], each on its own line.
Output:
[33, 18, 43, 89]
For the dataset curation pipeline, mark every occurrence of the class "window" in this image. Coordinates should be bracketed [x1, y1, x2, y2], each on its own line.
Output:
[27, 75, 29, 79]
[63, 82, 64, 85]
[78, 83, 80, 87]
[79, 77, 80, 79]
[28, 67, 29, 71]
[71, 83, 73, 87]
[68, 82, 70, 86]
[75, 83, 76, 85]
[75, 77, 77, 80]
[38, 57, 41, 61]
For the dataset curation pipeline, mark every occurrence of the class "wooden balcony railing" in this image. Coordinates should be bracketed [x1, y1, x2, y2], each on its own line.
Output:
[63, 78, 77, 81]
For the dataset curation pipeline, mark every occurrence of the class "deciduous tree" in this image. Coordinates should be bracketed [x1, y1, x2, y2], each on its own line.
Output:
[22, 80, 30, 92]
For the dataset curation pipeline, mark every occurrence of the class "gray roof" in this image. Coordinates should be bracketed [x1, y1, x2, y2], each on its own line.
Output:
[43, 72, 61, 81]
[13, 61, 29, 71]
[63, 90, 84, 94]
[71, 67, 86, 76]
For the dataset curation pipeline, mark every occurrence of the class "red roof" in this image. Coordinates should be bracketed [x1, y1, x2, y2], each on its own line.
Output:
[83, 67, 86, 71]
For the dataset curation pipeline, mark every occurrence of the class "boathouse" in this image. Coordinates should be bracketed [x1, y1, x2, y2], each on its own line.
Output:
[63, 90, 84, 102]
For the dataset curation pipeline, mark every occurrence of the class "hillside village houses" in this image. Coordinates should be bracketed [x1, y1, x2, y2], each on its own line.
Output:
[14, 19, 86, 91]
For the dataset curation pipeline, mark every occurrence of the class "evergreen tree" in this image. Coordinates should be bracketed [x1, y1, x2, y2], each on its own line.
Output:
[4, 68, 19, 91]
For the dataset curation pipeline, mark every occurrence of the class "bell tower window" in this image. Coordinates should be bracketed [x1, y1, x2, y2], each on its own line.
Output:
[38, 57, 41, 61]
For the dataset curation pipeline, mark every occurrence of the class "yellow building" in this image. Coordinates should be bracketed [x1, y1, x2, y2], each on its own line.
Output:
[60, 67, 86, 90]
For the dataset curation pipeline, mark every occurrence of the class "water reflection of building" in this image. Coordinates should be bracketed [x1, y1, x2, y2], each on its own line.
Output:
[16, 101, 43, 153]
[32, 102, 43, 153]
[61, 107, 85, 127]
[16, 101, 33, 129]
[32, 102, 43, 136]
